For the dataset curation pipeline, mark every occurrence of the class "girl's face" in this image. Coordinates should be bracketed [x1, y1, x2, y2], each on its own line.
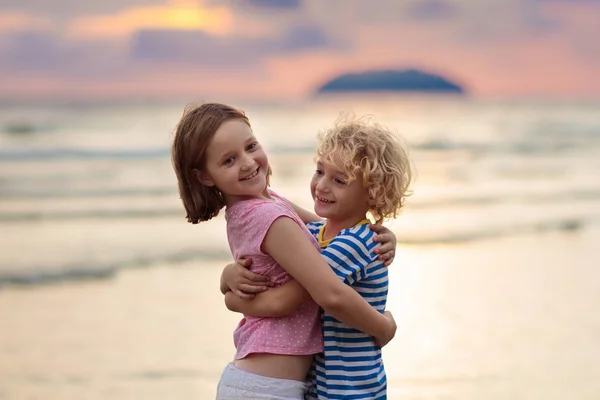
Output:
[310, 151, 371, 225]
[198, 119, 269, 205]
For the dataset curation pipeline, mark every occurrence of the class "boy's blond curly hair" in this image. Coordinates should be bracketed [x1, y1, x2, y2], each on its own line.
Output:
[316, 114, 412, 223]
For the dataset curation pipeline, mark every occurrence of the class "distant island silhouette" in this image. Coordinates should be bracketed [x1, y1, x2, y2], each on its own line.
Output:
[316, 69, 466, 94]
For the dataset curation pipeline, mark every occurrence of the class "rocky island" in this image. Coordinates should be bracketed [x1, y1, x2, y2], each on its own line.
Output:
[316, 69, 465, 94]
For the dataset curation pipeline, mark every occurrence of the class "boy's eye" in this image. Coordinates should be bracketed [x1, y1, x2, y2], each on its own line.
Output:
[247, 142, 258, 151]
[334, 178, 347, 185]
[315, 169, 324, 175]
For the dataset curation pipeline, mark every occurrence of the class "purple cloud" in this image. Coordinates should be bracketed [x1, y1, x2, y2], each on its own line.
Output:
[278, 25, 340, 52]
[407, 0, 458, 21]
[0, 0, 164, 16]
[241, 0, 302, 10]
[129, 24, 338, 65]
[129, 29, 263, 65]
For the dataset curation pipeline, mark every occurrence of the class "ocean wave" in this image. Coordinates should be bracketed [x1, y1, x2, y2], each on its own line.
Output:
[0, 135, 597, 163]
[0, 208, 183, 222]
[269, 144, 317, 154]
[0, 148, 168, 162]
[3, 187, 600, 221]
[0, 248, 232, 289]
[412, 139, 599, 154]
[410, 189, 600, 210]
[398, 217, 587, 245]
[0, 266, 117, 287]
[0, 187, 177, 200]
[0, 215, 594, 290]
[265, 140, 587, 156]
[119, 369, 205, 381]
[3, 183, 600, 204]
[1, 121, 58, 135]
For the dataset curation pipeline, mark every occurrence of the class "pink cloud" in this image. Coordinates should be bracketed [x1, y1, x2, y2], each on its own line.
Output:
[1, 0, 599, 100]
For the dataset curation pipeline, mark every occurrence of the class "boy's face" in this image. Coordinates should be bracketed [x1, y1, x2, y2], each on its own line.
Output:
[310, 152, 371, 224]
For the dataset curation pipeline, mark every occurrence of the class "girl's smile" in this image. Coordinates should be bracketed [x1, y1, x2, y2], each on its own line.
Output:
[197, 119, 270, 206]
[240, 167, 260, 181]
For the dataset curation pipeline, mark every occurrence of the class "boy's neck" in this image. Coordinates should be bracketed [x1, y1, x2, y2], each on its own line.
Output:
[322, 214, 369, 240]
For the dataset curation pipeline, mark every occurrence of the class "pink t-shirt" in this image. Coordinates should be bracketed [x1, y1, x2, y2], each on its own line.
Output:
[225, 190, 323, 359]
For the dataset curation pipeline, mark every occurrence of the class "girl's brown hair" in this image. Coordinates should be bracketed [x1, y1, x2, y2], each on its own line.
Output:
[171, 102, 249, 224]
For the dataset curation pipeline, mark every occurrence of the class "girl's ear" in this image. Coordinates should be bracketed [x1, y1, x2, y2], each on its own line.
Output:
[192, 168, 215, 187]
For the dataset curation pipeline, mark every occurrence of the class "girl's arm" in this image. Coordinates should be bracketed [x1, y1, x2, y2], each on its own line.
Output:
[220, 226, 397, 296]
[290, 202, 321, 224]
[225, 279, 308, 317]
[263, 217, 396, 346]
[220, 273, 230, 294]
[225, 229, 394, 317]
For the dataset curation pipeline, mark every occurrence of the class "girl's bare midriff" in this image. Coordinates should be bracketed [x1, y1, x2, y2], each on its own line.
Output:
[234, 353, 314, 381]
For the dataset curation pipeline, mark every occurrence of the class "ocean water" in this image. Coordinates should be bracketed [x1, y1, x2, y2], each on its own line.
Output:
[1, 96, 598, 285]
[1, 96, 599, 285]
[1, 96, 600, 399]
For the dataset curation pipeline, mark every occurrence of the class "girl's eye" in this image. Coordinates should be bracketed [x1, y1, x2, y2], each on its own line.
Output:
[247, 142, 258, 151]
[223, 157, 234, 165]
[335, 178, 347, 185]
[315, 169, 324, 176]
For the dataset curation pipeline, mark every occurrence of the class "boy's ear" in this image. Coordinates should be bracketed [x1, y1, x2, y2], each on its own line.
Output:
[367, 195, 377, 207]
[192, 168, 215, 187]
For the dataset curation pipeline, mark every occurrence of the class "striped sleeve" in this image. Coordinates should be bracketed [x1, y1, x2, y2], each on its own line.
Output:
[319, 224, 376, 285]
[306, 220, 324, 242]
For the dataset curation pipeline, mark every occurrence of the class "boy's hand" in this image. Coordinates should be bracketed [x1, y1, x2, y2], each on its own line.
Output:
[370, 224, 397, 267]
[222, 258, 272, 299]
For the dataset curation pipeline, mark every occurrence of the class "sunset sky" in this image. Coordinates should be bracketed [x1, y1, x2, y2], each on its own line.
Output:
[1, 0, 599, 101]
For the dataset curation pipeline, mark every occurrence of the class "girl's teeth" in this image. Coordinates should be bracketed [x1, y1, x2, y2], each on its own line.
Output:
[243, 169, 258, 180]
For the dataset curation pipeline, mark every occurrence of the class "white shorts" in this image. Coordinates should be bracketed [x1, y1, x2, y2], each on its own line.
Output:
[215, 363, 308, 400]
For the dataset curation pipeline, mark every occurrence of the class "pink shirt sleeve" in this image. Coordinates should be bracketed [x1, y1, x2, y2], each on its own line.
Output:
[227, 198, 305, 259]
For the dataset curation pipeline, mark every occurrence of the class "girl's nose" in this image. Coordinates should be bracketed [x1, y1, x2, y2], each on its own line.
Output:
[240, 155, 254, 171]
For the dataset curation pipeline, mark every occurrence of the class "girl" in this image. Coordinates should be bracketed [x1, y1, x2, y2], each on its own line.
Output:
[223, 115, 412, 399]
[171, 103, 397, 400]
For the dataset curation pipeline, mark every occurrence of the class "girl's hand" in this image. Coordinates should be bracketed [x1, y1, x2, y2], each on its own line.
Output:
[370, 224, 397, 267]
[222, 258, 272, 299]
[374, 310, 397, 348]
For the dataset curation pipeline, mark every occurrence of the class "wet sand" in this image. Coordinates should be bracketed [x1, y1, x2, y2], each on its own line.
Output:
[1, 229, 599, 400]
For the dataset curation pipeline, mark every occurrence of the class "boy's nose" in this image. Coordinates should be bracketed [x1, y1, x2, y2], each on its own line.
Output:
[316, 180, 329, 192]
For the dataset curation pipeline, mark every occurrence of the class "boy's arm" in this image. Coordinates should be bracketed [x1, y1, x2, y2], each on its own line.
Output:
[370, 224, 397, 267]
[225, 279, 310, 317]
[221, 258, 271, 299]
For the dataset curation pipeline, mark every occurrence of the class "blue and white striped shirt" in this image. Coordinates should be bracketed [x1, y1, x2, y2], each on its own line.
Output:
[306, 219, 388, 400]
